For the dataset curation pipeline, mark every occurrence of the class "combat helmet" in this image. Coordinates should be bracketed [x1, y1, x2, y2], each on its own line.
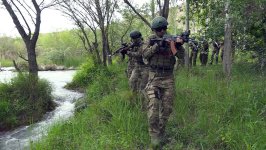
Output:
[151, 16, 168, 29]
[130, 30, 142, 39]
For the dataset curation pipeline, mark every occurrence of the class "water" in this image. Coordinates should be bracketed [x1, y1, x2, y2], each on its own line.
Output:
[0, 69, 83, 150]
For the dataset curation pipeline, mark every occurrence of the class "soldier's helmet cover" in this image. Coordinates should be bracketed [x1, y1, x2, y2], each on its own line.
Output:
[151, 16, 168, 29]
[130, 30, 142, 39]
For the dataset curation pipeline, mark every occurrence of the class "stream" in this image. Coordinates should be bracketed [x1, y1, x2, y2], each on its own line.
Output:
[0, 68, 83, 150]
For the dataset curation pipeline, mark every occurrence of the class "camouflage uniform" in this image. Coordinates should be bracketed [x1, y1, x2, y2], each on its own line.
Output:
[143, 34, 176, 147]
[175, 45, 185, 67]
[199, 40, 209, 66]
[126, 57, 135, 78]
[220, 42, 224, 61]
[189, 40, 199, 66]
[127, 40, 149, 92]
[209, 40, 220, 64]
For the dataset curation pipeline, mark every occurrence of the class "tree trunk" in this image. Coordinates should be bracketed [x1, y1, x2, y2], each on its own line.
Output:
[151, 0, 155, 19]
[106, 32, 112, 65]
[223, 0, 232, 78]
[101, 29, 107, 66]
[161, 0, 170, 19]
[27, 43, 39, 76]
[184, 0, 190, 68]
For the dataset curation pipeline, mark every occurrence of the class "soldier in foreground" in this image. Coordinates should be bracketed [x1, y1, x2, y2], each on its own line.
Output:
[142, 16, 184, 149]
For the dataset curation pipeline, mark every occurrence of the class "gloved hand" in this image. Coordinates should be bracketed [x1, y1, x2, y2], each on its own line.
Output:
[151, 42, 159, 53]
[120, 49, 127, 55]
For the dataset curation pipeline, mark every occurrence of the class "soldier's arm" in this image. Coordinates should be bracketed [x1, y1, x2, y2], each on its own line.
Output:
[126, 47, 142, 58]
[142, 38, 159, 59]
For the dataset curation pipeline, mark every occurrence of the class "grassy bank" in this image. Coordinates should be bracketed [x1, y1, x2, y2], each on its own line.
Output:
[0, 59, 13, 67]
[0, 73, 55, 131]
[32, 62, 266, 149]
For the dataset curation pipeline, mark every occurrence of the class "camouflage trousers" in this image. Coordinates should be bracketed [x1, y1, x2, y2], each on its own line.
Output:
[210, 49, 220, 64]
[200, 53, 208, 66]
[127, 61, 135, 78]
[189, 51, 198, 66]
[144, 71, 175, 142]
[129, 64, 149, 92]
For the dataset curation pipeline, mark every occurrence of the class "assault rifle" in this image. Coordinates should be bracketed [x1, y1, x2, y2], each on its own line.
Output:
[150, 30, 191, 56]
[110, 43, 137, 59]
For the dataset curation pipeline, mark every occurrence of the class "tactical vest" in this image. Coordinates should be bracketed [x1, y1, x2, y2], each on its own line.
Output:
[132, 46, 145, 65]
[149, 45, 176, 71]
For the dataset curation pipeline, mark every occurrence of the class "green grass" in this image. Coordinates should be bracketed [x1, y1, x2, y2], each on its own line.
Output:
[0, 59, 13, 67]
[0, 73, 55, 131]
[32, 62, 266, 150]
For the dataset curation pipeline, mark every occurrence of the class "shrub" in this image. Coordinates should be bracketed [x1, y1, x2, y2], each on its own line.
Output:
[0, 73, 55, 131]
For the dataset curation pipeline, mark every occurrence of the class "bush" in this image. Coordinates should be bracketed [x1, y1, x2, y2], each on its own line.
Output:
[0, 73, 55, 131]
[66, 58, 114, 91]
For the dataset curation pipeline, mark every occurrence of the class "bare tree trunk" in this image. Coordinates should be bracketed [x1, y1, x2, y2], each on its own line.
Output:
[184, 0, 190, 67]
[106, 32, 112, 65]
[27, 42, 39, 76]
[161, 0, 169, 19]
[101, 29, 107, 66]
[2, 0, 41, 77]
[151, 0, 155, 19]
[223, 0, 232, 78]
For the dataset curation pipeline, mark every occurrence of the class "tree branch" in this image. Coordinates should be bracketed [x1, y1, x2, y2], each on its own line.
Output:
[124, 0, 151, 28]
[2, 0, 29, 42]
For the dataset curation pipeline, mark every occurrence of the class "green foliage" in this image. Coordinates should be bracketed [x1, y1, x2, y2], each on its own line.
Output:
[164, 64, 266, 149]
[0, 73, 55, 131]
[0, 36, 24, 61]
[38, 30, 86, 67]
[66, 58, 114, 90]
[32, 61, 149, 149]
[32, 63, 266, 149]
[0, 59, 13, 67]
[190, 0, 266, 60]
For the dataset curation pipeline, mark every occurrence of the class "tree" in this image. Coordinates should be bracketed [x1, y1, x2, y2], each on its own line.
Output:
[57, 0, 118, 66]
[223, 0, 232, 78]
[57, 0, 102, 64]
[1, 0, 57, 76]
[189, 0, 266, 72]
[124, 0, 171, 27]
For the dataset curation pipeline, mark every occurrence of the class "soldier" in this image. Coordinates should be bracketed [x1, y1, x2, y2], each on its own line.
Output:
[142, 16, 184, 149]
[199, 38, 209, 66]
[220, 41, 224, 61]
[209, 39, 221, 65]
[124, 30, 149, 93]
[189, 39, 199, 66]
[175, 45, 185, 68]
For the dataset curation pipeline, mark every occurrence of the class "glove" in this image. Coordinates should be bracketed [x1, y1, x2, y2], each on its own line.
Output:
[120, 49, 127, 55]
[151, 42, 159, 53]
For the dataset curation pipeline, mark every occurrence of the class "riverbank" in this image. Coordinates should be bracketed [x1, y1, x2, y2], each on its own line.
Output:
[0, 70, 83, 149]
[0, 73, 56, 132]
[32, 62, 266, 149]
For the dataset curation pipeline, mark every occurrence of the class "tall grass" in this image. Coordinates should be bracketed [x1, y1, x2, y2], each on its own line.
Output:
[0, 73, 55, 131]
[32, 62, 266, 150]
[0, 59, 13, 67]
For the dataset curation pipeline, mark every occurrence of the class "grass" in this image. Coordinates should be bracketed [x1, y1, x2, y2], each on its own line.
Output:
[0, 73, 55, 131]
[0, 59, 13, 67]
[31, 61, 266, 150]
